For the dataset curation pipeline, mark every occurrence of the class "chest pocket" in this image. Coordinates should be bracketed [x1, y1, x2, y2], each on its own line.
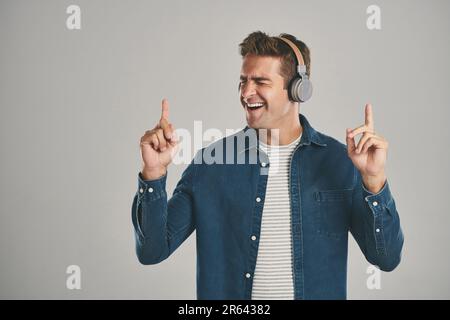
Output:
[314, 189, 353, 240]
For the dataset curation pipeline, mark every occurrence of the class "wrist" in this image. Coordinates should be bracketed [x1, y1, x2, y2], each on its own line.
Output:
[141, 166, 167, 180]
[362, 172, 386, 194]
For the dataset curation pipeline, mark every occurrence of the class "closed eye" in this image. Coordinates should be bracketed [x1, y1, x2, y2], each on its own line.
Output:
[239, 80, 270, 86]
[239, 76, 272, 84]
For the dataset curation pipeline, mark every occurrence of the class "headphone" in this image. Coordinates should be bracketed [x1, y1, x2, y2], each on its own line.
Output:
[275, 36, 313, 103]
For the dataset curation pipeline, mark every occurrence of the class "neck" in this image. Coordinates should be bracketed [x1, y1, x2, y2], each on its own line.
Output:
[258, 114, 303, 146]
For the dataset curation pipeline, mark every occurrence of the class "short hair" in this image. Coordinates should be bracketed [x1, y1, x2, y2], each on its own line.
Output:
[239, 31, 311, 88]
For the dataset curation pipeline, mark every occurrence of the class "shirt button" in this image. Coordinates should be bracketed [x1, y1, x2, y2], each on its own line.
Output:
[148, 187, 153, 193]
[261, 162, 267, 167]
[376, 228, 380, 233]
[373, 201, 378, 207]
[139, 188, 144, 193]
[256, 197, 261, 203]
[245, 273, 251, 278]
[251, 235, 257, 241]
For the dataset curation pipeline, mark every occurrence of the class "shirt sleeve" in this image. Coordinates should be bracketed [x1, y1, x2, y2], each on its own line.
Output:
[349, 169, 404, 271]
[131, 159, 197, 265]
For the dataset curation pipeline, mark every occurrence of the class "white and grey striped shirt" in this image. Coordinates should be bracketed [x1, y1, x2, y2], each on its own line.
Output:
[251, 133, 302, 300]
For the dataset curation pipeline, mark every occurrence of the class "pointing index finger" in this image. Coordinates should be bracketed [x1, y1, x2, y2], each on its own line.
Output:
[161, 98, 169, 120]
[365, 103, 374, 130]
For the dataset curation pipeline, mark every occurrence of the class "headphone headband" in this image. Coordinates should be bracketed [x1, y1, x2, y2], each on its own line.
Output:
[274, 36, 307, 74]
[274, 36, 312, 102]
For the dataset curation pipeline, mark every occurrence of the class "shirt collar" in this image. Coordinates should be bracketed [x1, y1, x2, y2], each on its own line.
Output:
[237, 113, 327, 154]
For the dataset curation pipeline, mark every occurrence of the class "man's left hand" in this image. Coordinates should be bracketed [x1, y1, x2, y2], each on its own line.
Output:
[346, 103, 388, 194]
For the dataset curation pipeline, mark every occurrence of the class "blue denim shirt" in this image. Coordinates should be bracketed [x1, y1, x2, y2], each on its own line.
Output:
[131, 114, 404, 300]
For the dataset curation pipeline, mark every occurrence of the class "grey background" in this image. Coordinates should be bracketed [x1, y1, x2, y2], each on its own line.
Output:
[1, 0, 449, 299]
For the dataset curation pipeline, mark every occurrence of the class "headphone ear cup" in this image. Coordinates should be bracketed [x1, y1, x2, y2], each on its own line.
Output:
[287, 75, 299, 102]
[290, 75, 313, 102]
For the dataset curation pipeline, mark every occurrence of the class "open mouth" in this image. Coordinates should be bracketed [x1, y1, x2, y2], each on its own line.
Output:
[245, 102, 266, 110]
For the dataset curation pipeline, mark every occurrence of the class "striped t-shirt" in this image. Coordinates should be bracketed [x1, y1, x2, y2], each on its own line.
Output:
[251, 133, 302, 300]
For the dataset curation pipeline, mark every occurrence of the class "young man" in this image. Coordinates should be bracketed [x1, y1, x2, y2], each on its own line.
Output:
[132, 31, 404, 300]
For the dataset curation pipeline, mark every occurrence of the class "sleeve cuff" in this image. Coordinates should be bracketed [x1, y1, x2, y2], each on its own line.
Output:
[362, 180, 393, 213]
[137, 171, 167, 202]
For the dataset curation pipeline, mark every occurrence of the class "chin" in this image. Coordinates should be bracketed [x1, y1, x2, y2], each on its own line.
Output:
[245, 119, 258, 128]
[246, 122, 265, 130]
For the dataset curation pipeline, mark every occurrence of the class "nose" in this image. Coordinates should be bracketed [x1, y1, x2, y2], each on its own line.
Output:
[240, 81, 256, 100]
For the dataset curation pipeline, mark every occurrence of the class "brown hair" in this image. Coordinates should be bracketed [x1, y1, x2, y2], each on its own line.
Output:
[239, 31, 311, 88]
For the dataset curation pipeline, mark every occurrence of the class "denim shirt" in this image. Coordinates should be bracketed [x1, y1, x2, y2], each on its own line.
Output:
[131, 114, 404, 300]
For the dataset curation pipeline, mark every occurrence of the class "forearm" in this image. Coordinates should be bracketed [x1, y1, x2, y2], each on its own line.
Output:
[131, 161, 197, 265]
[350, 175, 404, 271]
[132, 172, 171, 264]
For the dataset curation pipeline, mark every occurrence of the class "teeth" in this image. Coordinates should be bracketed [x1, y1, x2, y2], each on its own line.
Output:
[246, 102, 264, 108]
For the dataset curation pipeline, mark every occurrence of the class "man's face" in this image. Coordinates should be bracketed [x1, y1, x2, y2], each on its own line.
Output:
[239, 54, 295, 129]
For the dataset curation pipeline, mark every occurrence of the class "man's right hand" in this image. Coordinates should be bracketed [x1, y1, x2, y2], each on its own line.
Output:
[139, 99, 178, 180]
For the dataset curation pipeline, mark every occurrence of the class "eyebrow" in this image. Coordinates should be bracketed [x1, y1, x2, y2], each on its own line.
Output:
[239, 75, 272, 82]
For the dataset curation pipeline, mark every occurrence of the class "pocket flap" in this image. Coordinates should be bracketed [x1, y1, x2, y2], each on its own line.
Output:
[314, 189, 352, 202]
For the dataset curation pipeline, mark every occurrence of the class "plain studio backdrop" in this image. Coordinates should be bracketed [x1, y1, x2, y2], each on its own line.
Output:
[1, 0, 449, 299]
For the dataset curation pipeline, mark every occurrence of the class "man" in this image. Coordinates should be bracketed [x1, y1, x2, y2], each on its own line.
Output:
[132, 31, 404, 300]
